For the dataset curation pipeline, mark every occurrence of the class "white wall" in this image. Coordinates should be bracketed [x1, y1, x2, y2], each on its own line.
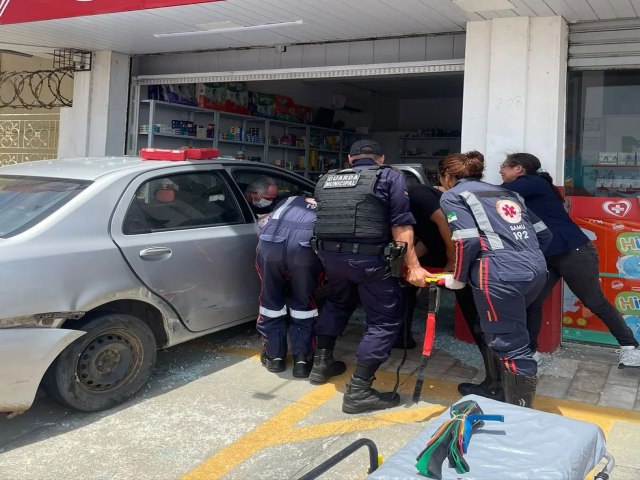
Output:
[461, 16, 568, 184]
[58, 51, 130, 158]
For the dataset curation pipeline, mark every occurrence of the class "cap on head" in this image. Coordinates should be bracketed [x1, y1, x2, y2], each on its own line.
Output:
[349, 140, 382, 156]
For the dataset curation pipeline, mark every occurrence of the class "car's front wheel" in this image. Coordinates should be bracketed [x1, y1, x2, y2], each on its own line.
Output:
[43, 313, 157, 412]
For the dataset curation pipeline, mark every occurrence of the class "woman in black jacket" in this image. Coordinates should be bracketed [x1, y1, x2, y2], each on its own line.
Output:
[500, 152, 640, 368]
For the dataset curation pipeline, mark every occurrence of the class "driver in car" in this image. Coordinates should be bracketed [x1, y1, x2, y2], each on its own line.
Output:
[245, 176, 280, 216]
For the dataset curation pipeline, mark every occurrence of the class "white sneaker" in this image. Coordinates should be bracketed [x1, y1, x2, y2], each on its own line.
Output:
[532, 351, 543, 366]
[619, 346, 640, 368]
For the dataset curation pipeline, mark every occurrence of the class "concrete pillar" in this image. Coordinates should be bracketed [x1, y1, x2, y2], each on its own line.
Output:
[58, 51, 130, 158]
[461, 16, 568, 185]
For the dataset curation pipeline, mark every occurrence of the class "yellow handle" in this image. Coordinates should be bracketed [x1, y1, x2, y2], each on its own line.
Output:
[424, 273, 447, 283]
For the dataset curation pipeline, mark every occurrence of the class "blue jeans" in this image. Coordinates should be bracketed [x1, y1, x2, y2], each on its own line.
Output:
[527, 242, 638, 350]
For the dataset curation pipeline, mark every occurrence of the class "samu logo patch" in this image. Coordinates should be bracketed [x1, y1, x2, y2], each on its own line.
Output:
[496, 199, 522, 224]
[446, 211, 458, 223]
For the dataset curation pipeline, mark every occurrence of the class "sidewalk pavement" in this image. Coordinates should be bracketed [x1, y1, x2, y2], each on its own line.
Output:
[0, 290, 638, 480]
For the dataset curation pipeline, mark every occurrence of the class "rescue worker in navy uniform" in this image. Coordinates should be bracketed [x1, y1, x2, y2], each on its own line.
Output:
[255, 196, 322, 378]
[401, 183, 501, 400]
[437, 152, 552, 407]
[311, 140, 429, 414]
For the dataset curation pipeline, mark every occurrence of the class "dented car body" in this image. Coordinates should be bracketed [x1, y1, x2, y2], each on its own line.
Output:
[0, 156, 314, 414]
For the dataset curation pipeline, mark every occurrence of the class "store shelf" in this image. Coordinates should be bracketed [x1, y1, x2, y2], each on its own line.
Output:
[218, 139, 265, 146]
[398, 134, 460, 165]
[141, 99, 213, 114]
[135, 99, 359, 179]
[139, 132, 213, 141]
[269, 144, 306, 150]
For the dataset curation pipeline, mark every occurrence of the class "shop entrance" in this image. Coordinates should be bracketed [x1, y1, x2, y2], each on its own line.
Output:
[129, 65, 464, 188]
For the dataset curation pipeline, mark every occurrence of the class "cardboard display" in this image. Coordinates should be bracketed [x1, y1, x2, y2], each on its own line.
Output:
[564, 196, 640, 344]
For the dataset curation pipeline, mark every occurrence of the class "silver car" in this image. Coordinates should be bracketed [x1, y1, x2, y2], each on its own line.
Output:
[0, 155, 314, 415]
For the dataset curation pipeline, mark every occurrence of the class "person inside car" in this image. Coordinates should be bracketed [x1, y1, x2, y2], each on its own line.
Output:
[245, 176, 280, 216]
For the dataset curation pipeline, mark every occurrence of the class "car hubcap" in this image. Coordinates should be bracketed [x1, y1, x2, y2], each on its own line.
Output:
[77, 330, 142, 392]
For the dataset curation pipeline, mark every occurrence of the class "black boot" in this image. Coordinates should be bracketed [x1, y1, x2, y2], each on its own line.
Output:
[309, 348, 346, 384]
[260, 350, 285, 373]
[342, 376, 401, 414]
[292, 353, 313, 378]
[501, 367, 537, 408]
[458, 346, 504, 401]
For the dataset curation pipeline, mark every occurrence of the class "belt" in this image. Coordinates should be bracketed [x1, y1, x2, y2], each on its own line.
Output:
[317, 240, 386, 255]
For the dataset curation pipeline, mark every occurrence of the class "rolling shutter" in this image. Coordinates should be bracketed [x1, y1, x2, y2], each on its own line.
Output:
[569, 19, 640, 69]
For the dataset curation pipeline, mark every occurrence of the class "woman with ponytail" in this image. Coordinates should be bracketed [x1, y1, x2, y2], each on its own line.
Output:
[500, 152, 640, 368]
[438, 151, 552, 407]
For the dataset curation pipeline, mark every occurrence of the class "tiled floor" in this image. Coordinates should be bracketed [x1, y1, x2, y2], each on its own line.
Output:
[334, 291, 640, 411]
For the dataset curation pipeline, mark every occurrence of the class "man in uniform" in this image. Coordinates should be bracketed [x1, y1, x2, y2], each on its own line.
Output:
[310, 140, 429, 414]
[255, 196, 322, 378]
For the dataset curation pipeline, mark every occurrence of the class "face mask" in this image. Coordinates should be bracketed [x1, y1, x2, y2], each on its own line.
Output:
[253, 198, 273, 208]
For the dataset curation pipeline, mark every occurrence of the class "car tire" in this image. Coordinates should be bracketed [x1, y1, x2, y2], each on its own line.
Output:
[43, 313, 157, 412]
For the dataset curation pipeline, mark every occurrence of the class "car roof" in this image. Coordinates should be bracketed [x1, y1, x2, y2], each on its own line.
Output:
[0, 156, 280, 181]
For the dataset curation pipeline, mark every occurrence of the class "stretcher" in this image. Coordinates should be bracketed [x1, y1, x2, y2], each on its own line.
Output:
[368, 394, 615, 480]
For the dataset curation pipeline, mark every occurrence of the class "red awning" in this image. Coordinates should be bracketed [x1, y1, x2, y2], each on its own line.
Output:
[0, 0, 223, 25]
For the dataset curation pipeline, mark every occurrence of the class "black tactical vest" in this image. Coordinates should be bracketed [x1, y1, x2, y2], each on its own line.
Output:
[314, 166, 390, 240]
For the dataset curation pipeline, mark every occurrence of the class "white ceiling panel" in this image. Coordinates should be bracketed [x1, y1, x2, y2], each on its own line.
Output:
[608, 0, 638, 17]
[586, 0, 618, 19]
[0, 0, 639, 58]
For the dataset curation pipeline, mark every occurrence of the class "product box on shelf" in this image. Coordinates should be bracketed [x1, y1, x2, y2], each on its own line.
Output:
[274, 94, 296, 122]
[196, 82, 248, 114]
[248, 92, 275, 118]
[598, 152, 619, 164]
[294, 105, 313, 124]
[223, 82, 249, 115]
[148, 84, 197, 106]
[197, 82, 226, 110]
[171, 120, 195, 137]
[618, 152, 637, 165]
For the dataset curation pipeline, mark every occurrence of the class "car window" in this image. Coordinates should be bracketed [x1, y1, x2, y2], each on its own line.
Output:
[123, 171, 242, 234]
[0, 175, 90, 238]
[402, 170, 423, 186]
[232, 170, 314, 217]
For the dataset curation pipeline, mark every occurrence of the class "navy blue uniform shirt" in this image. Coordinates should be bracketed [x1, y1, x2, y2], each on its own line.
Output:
[351, 158, 415, 230]
[502, 174, 589, 256]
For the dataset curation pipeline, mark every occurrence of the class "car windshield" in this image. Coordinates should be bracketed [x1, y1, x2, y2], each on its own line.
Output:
[0, 175, 91, 238]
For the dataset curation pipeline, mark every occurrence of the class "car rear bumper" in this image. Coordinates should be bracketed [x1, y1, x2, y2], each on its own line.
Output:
[0, 328, 85, 414]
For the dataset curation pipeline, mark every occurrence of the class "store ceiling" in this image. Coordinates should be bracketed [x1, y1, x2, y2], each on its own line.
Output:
[0, 0, 639, 58]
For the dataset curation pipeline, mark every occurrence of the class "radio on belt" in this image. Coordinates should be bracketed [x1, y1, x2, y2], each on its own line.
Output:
[140, 148, 219, 161]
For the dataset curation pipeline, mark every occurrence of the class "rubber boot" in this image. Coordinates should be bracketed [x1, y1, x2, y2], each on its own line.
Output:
[342, 376, 401, 414]
[457, 346, 504, 401]
[308, 348, 346, 384]
[501, 367, 537, 408]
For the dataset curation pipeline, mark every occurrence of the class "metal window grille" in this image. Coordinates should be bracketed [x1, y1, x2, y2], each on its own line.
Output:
[0, 113, 59, 165]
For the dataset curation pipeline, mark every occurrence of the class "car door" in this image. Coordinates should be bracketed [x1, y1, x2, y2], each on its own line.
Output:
[110, 164, 259, 332]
